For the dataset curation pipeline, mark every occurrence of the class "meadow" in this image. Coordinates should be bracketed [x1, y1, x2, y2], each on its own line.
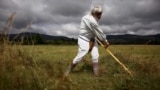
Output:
[0, 44, 160, 90]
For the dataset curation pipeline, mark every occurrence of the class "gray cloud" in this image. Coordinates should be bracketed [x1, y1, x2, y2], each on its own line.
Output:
[100, 0, 160, 35]
[0, 0, 160, 38]
[49, 0, 90, 16]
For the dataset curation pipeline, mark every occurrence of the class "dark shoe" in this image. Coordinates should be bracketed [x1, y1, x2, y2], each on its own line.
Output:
[65, 63, 77, 76]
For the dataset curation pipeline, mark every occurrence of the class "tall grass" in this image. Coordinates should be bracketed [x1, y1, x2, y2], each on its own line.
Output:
[0, 12, 44, 90]
[0, 13, 75, 90]
[0, 13, 160, 90]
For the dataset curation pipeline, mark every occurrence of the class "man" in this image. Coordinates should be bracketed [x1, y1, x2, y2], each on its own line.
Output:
[66, 5, 109, 76]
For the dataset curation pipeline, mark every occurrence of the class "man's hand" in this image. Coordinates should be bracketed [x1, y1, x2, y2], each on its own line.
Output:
[103, 41, 110, 49]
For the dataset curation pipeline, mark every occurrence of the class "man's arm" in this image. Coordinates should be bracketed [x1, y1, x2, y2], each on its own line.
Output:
[91, 23, 110, 48]
[91, 23, 106, 41]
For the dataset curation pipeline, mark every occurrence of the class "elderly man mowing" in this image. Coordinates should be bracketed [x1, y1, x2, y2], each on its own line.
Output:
[65, 5, 109, 76]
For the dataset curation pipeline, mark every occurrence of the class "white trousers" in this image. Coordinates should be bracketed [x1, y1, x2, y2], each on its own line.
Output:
[72, 36, 99, 64]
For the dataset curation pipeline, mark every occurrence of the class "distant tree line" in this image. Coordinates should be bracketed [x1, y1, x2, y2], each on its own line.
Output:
[1, 33, 160, 45]
[9, 33, 77, 45]
[107, 34, 160, 45]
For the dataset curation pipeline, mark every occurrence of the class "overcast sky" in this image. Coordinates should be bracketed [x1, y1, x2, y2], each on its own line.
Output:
[0, 0, 160, 38]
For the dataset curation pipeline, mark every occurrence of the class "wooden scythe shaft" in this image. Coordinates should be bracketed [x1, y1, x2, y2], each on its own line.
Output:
[96, 38, 132, 76]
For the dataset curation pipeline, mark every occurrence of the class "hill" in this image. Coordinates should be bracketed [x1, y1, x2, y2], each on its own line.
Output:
[3, 32, 76, 45]
[1, 32, 160, 45]
[107, 34, 160, 45]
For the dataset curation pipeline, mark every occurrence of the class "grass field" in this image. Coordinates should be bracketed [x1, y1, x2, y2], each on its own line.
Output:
[0, 44, 160, 90]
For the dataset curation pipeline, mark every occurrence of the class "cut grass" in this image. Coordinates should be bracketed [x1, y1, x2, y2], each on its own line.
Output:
[1, 45, 160, 90]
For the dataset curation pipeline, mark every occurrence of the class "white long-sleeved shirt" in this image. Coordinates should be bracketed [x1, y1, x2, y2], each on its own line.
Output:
[79, 14, 107, 42]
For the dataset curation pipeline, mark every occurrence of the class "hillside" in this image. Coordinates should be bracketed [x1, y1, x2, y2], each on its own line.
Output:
[107, 34, 160, 45]
[1, 32, 160, 45]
